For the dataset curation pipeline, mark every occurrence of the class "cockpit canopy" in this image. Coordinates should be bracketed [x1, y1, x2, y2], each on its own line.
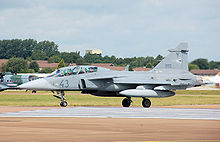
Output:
[48, 66, 109, 77]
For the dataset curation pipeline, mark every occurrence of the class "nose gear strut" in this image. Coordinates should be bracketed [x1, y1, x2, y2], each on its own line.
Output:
[53, 91, 68, 107]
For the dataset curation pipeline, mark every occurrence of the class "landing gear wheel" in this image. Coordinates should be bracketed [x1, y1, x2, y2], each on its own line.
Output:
[60, 101, 68, 107]
[142, 98, 151, 108]
[54, 91, 68, 107]
[122, 98, 131, 107]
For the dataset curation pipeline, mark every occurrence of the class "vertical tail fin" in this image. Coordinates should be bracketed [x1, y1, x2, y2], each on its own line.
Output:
[153, 42, 189, 71]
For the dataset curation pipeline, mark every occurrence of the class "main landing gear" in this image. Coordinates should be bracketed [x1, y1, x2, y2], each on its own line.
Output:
[122, 97, 151, 108]
[142, 98, 151, 108]
[122, 97, 132, 107]
[53, 91, 68, 107]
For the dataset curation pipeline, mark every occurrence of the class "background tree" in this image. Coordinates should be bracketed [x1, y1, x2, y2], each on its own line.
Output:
[209, 61, 220, 69]
[146, 56, 154, 64]
[103, 55, 116, 63]
[26, 57, 32, 62]
[31, 50, 48, 60]
[28, 69, 35, 73]
[39, 68, 54, 73]
[191, 58, 209, 69]
[0, 39, 22, 59]
[146, 63, 152, 68]
[0, 39, 58, 60]
[188, 63, 199, 71]
[6, 58, 28, 73]
[1, 39, 220, 70]
[48, 55, 61, 63]
[128, 65, 133, 71]
[0, 63, 7, 72]
[84, 54, 103, 63]
[76, 58, 87, 65]
[29, 61, 39, 72]
[130, 60, 139, 68]
[34, 40, 59, 57]
[114, 58, 126, 66]
[58, 59, 66, 68]
[152, 55, 164, 67]
[60, 52, 81, 63]
[0, 39, 37, 59]
[20, 39, 37, 59]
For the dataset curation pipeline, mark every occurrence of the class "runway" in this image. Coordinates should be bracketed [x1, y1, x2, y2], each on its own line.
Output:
[1, 107, 220, 141]
[1, 107, 220, 120]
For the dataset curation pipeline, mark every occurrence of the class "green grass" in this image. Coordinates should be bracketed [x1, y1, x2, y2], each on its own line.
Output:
[0, 90, 220, 107]
[175, 90, 220, 95]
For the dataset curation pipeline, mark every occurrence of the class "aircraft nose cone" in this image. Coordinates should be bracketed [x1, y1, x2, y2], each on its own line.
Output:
[18, 78, 56, 91]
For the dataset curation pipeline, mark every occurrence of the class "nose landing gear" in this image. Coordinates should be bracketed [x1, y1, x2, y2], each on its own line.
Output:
[53, 91, 68, 107]
[60, 101, 68, 107]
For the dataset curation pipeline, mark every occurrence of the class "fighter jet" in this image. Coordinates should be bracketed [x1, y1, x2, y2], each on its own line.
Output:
[18, 43, 203, 107]
[0, 72, 39, 91]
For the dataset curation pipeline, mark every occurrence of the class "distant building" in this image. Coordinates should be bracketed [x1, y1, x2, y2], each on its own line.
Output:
[133, 67, 152, 71]
[190, 69, 220, 76]
[33, 60, 58, 70]
[190, 69, 220, 86]
[216, 72, 220, 88]
[86, 49, 102, 55]
[91, 63, 125, 71]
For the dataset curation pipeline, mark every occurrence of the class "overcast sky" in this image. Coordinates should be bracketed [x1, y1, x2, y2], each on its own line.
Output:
[0, 0, 219, 61]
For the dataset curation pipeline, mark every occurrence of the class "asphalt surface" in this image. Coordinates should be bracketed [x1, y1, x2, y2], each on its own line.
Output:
[1, 107, 220, 120]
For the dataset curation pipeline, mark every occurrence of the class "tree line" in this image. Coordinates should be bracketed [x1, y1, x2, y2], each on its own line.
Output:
[0, 39, 220, 73]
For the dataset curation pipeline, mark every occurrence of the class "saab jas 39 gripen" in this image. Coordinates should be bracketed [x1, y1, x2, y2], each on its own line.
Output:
[18, 43, 203, 108]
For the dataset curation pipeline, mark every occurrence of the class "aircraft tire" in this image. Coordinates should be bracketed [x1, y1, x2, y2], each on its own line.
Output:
[142, 98, 151, 108]
[60, 101, 68, 107]
[122, 98, 131, 107]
